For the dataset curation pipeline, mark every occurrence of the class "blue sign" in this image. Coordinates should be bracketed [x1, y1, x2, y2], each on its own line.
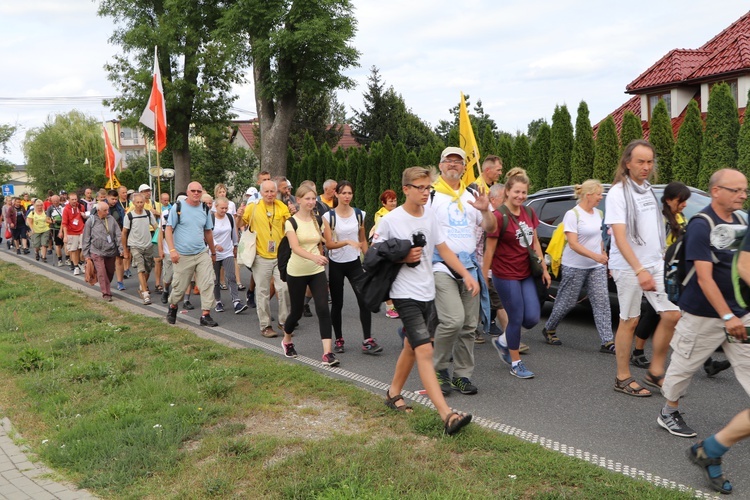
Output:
[1, 185, 13, 197]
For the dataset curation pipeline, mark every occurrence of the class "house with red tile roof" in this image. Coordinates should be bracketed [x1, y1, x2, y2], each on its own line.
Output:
[229, 119, 361, 152]
[595, 11, 750, 138]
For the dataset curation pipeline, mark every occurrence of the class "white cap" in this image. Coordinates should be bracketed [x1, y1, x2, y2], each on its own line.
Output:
[245, 187, 258, 197]
[440, 146, 467, 162]
[138, 184, 151, 192]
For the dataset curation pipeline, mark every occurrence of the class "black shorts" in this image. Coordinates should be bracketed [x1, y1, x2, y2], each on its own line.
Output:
[51, 229, 63, 246]
[391, 298, 437, 349]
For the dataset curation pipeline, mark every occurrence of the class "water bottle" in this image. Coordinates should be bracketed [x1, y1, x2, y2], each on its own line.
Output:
[665, 264, 680, 302]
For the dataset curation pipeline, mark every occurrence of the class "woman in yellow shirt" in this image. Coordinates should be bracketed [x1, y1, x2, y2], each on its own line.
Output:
[280, 184, 337, 367]
[26, 200, 52, 263]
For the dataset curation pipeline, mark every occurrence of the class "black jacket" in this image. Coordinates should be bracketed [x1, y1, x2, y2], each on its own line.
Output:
[352, 238, 412, 313]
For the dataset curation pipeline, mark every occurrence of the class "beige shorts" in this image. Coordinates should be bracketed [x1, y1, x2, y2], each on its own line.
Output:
[130, 245, 154, 274]
[611, 265, 679, 320]
[66, 234, 82, 252]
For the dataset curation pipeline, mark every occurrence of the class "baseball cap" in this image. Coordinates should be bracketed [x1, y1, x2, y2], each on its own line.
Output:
[440, 146, 466, 162]
[138, 184, 151, 192]
[127, 189, 135, 195]
[59, 190, 67, 195]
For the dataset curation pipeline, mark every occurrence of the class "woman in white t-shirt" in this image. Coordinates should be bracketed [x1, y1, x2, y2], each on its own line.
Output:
[211, 197, 248, 314]
[280, 185, 337, 367]
[541, 180, 614, 352]
[322, 181, 380, 355]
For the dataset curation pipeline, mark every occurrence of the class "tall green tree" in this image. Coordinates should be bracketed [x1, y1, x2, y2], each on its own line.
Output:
[547, 104, 574, 187]
[99, 0, 245, 193]
[23, 111, 107, 195]
[570, 101, 595, 184]
[737, 90, 750, 180]
[225, 0, 359, 180]
[380, 136, 395, 196]
[649, 99, 674, 183]
[700, 82, 740, 190]
[392, 142, 408, 202]
[497, 134, 514, 171]
[365, 143, 383, 227]
[592, 116, 619, 182]
[480, 124, 497, 158]
[316, 144, 335, 187]
[0, 124, 17, 183]
[620, 111, 644, 151]
[673, 100, 703, 184]
[287, 90, 345, 160]
[529, 122, 551, 192]
[527, 118, 547, 143]
[512, 134, 531, 170]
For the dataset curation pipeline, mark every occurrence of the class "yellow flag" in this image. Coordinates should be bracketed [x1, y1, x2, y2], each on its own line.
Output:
[459, 92, 480, 185]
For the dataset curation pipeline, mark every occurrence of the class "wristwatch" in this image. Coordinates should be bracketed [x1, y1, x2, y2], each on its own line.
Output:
[722, 313, 735, 321]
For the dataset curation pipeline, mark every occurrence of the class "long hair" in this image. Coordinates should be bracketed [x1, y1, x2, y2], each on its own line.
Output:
[613, 139, 655, 185]
[661, 181, 691, 241]
[332, 180, 354, 208]
[504, 167, 529, 191]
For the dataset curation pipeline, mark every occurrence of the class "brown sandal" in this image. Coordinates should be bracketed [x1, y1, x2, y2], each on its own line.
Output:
[643, 371, 665, 389]
[614, 376, 651, 397]
[385, 390, 413, 413]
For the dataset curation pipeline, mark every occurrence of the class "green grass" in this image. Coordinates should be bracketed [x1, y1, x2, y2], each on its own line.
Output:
[0, 261, 694, 499]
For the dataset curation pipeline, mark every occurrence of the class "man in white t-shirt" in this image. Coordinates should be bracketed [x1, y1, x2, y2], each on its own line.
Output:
[374, 166, 478, 435]
[604, 139, 680, 397]
[430, 147, 496, 396]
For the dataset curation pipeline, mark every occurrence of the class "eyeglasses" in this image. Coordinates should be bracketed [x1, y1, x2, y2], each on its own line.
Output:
[405, 184, 432, 193]
[717, 185, 750, 196]
[441, 159, 464, 166]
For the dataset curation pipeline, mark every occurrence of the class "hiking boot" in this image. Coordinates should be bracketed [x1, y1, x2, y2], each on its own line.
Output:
[334, 338, 345, 353]
[658, 410, 697, 438]
[474, 330, 485, 344]
[233, 302, 248, 314]
[687, 441, 733, 494]
[630, 352, 651, 369]
[452, 377, 478, 395]
[542, 327, 562, 345]
[385, 308, 399, 319]
[510, 361, 535, 379]
[261, 327, 278, 338]
[492, 336, 511, 365]
[246, 290, 256, 308]
[322, 352, 340, 367]
[282, 340, 298, 358]
[142, 291, 151, 305]
[361, 338, 383, 354]
[183, 300, 194, 310]
[437, 369, 452, 395]
[214, 301, 225, 313]
[117, 282, 126, 291]
[161, 291, 169, 304]
[704, 359, 731, 377]
[303, 304, 313, 317]
[166, 305, 178, 325]
[200, 314, 218, 327]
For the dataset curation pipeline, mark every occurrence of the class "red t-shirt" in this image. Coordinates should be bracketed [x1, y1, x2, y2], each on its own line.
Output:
[62, 204, 85, 235]
[488, 207, 539, 280]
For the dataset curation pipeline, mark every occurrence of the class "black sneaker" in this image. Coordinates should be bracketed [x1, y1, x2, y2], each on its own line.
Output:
[214, 302, 225, 313]
[282, 340, 298, 358]
[234, 302, 248, 314]
[303, 304, 313, 317]
[166, 305, 178, 324]
[35, 252, 40, 261]
[658, 410, 697, 438]
[322, 352, 340, 367]
[246, 290, 256, 308]
[437, 369, 452, 396]
[183, 300, 195, 310]
[704, 359, 731, 377]
[452, 377, 478, 395]
[161, 291, 169, 304]
[361, 338, 383, 354]
[200, 314, 218, 327]
[630, 353, 651, 369]
[334, 338, 345, 353]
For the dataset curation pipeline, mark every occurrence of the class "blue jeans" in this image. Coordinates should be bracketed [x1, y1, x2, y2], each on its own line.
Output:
[493, 276, 541, 350]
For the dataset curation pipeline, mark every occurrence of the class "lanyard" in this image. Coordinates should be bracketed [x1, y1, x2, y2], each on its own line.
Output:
[265, 203, 275, 234]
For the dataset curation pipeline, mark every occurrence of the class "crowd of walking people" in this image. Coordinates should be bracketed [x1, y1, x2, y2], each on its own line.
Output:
[4, 139, 750, 492]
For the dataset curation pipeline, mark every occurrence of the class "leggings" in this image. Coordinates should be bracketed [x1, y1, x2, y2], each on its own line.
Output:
[635, 301, 658, 341]
[213, 256, 239, 304]
[329, 258, 371, 340]
[285, 271, 331, 339]
[545, 265, 613, 344]
[493, 276, 541, 350]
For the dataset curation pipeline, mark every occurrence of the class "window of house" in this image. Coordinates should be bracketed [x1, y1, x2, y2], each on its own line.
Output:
[648, 92, 671, 119]
[121, 128, 139, 140]
[709, 79, 738, 105]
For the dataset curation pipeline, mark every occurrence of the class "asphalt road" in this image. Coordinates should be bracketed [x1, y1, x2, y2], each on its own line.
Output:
[7, 247, 747, 498]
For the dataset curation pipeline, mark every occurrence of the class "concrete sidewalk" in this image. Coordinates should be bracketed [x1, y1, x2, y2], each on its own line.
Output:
[0, 418, 96, 500]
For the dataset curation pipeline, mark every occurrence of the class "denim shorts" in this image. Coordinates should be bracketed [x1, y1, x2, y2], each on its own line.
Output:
[391, 298, 436, 349]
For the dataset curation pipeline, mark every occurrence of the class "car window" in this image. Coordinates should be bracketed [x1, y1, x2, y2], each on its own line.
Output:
[537, 199, 577, 226]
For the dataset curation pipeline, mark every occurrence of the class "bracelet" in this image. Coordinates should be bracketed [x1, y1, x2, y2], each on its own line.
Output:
[169, 249, 177, 253]
[634, 267, 645, 276]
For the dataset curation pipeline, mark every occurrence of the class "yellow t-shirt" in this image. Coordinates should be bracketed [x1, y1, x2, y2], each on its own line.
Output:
[27, 210, 50, 233]
[474, 176, 492, 194]
[242, 199, 291, 259]
[319, 195, 335, 209]
[284, 216, 324, 277]
[666, 213, 687, 247]
[373, 206, 390, 225]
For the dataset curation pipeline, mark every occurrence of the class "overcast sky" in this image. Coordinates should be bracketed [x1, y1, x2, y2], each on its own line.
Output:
[1, 1, 749, 164]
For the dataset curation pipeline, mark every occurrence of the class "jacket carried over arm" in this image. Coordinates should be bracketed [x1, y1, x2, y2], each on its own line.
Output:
[354, 238, 412, 313]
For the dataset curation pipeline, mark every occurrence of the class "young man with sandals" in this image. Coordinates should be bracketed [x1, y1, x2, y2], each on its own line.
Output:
[372, 166, 477, 435]
[604, 140, 680, 397]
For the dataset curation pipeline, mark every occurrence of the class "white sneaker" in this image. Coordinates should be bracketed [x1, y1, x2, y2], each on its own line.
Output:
[142, 291, 151, 305]
[73, 267, 80, 276]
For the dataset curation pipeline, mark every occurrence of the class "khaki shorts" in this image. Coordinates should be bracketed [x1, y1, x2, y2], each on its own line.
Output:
[66, 234, 82, 252]
[31, 231, 50, 249]
[611, 265, 679, 320]
[130, 245, 154, 274]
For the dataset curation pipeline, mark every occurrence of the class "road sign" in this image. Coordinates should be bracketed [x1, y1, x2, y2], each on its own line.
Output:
[1, 185, 13, 197]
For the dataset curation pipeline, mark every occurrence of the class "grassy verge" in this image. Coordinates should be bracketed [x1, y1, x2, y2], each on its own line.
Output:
[0, 261, 692, 499]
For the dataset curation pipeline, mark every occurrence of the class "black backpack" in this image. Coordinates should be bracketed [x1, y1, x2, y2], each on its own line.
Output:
[277, 218, 298, 282]
[664, 213, 715, 303]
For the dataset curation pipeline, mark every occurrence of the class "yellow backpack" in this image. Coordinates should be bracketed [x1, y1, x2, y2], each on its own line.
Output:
[545, 207, 603, 278]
